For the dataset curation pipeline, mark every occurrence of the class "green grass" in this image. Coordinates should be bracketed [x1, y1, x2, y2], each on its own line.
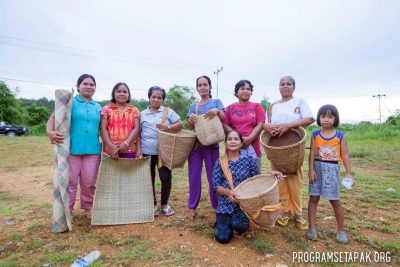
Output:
[281, 230, 308, 250]
[168, 252, 193, 267]
[370, 238, 400, 254]
[6, 232, 23, 241]
[251, 237, 274, 252]
[27, 222, 46, 230]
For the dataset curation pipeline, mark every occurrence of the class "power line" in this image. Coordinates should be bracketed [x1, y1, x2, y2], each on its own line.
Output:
[0, 77, 147, 91]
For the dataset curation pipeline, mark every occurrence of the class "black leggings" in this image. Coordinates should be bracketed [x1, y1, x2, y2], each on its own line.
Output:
[144, 154, 172, 206]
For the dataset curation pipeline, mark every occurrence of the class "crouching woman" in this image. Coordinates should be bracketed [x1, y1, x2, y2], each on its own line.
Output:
[212, 130, 259, 243]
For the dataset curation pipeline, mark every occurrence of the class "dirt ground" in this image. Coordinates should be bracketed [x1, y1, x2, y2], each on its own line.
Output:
[0, 136, 399, 266]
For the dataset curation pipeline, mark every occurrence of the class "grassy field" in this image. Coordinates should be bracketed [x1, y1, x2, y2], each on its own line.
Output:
[0, 129, 399, 266]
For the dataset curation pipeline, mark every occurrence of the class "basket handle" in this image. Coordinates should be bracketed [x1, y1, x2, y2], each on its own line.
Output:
[195, 102, 199, 115]
[220, 156, 234, 191]
[161, 107, 169, 124]
[157, 107, 170, 169]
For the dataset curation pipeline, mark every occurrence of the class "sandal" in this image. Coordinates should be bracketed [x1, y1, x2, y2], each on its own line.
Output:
[162, 205, 175, 217]
[276, 215, 290, 227]
[154, 206, 160, 217]
[295, 217, 308, 231]
[186, 209, 196, 220]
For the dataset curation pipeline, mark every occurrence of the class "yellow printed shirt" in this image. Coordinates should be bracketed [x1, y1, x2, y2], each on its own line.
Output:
[313, 130, 344, 162]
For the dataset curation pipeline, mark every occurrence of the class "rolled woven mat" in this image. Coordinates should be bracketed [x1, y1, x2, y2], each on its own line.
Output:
[91, 157, 154, 225]
[52, 89, 73, 233]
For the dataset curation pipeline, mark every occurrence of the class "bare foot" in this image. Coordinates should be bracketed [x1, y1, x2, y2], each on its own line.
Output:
[186, 209, 196, 220]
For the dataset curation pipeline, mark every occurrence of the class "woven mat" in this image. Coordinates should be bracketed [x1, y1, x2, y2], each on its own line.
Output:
[52, 89, 73, 233]
[91, 157, 154, 225]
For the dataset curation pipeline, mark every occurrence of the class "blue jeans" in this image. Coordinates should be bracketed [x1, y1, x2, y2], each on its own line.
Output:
[214, 209, 250, 244]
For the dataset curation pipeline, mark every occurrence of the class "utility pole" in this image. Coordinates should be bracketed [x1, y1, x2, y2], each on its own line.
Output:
[372, 93, 386, 124]
[213, 67, 223, 99]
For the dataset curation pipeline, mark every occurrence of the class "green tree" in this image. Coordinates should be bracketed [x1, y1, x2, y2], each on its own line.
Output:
[0, 81, 24, 124]
[386, 110, 400, 126]
[25, 104, 51, 125]
[260, 96, 271, 113]
[164, 85, 196, 126]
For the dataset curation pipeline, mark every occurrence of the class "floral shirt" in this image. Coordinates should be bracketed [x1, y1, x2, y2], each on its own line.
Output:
[212, 154, 260, 214]
[101, 103, 140, 154]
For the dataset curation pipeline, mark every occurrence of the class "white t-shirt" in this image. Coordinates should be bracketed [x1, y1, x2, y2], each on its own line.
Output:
[268, 97, 313, 124]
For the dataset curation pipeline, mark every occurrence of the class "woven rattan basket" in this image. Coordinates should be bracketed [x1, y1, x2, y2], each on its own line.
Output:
[194, 115, 225, 146]
[91, 157, 154, 225]
[260, 127, 306, 174]
[235, 174, 280, 227]
[158, 129, 197, 169]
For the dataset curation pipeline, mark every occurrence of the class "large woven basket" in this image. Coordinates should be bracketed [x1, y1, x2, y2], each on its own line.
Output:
[92, 157, 154, 225]
[158, 129, 197, 169]
[235, 174, 280, 227]
[260, 127, 306, 174]
[194, 115, 225, 146]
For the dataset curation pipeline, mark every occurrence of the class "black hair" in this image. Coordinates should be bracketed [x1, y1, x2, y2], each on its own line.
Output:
[279, 75, 295, 88]
[316, 104, 340, 127]
[196, 75, 212, 98]
[76, 74, 96, 87]
[225, 130, 244, 143]
[110, 82, 131, 103]
[234, 80, 253, 98]
[148, 86, 166, 100]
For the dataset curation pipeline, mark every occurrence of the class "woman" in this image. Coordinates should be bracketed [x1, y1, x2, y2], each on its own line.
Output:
[223, 80, 265, 171]
[100, 82, 141, 159]
[140, 86, 183, 217]
[263, 75, 314, 230]
[212, 131, 283, 243]
[186, 75, 224, 220]
[46, 74, 102, 217]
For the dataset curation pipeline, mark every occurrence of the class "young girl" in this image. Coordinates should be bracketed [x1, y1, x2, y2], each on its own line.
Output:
[100, 82, 141, 159]
[140, 86, 183, 217]
[307, 104, 355, 244]
[186, 75, 225, 220]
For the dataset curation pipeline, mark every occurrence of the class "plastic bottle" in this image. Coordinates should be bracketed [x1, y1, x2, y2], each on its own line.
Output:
[342, 177, 353, 189]
[70, 250, 101, 267]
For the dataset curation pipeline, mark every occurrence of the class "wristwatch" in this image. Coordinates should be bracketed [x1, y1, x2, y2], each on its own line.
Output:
[123, 141, 129, 146]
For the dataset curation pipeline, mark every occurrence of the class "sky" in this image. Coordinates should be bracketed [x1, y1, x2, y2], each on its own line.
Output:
[1, 0, 399, 123]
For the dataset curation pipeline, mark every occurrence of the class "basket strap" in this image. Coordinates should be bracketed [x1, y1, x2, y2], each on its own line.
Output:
[195, 102, 199, 115]
[220, 156, 234, 191]
[161, 107, 169, 124]
[251, 203, 282, 219]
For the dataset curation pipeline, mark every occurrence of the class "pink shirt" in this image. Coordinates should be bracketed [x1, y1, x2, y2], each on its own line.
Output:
[224, 102, 266, 156]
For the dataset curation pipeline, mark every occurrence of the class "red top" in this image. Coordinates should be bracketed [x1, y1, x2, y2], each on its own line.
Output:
[224, 102, 266, 156]
[101, 103, 140, 154]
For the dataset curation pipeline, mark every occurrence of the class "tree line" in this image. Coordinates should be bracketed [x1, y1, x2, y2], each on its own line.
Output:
[2, 80, 399, 136]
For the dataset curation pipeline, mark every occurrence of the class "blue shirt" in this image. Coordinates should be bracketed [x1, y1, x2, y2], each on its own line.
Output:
[187, 99, 224, 117]
[187, 99, 224, 148]
[70, 95, 102, 155]
[140, 106, 181, 155]
[212, 154, 260, 214]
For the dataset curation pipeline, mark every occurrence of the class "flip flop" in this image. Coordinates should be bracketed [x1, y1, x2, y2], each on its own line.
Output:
[186, 209, 196, 220]
[154, 206, 160, 217]
[295, 217, 308, 231]
[162, 205, 175, 217]
[276, 215, 290, 227]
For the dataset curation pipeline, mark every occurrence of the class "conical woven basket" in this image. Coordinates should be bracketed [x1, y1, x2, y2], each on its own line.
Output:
[260, 127, 306, 174]
[235, 174, 280, 227]
[158, 129, 197, 169]
[194, 115, 225, 146]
